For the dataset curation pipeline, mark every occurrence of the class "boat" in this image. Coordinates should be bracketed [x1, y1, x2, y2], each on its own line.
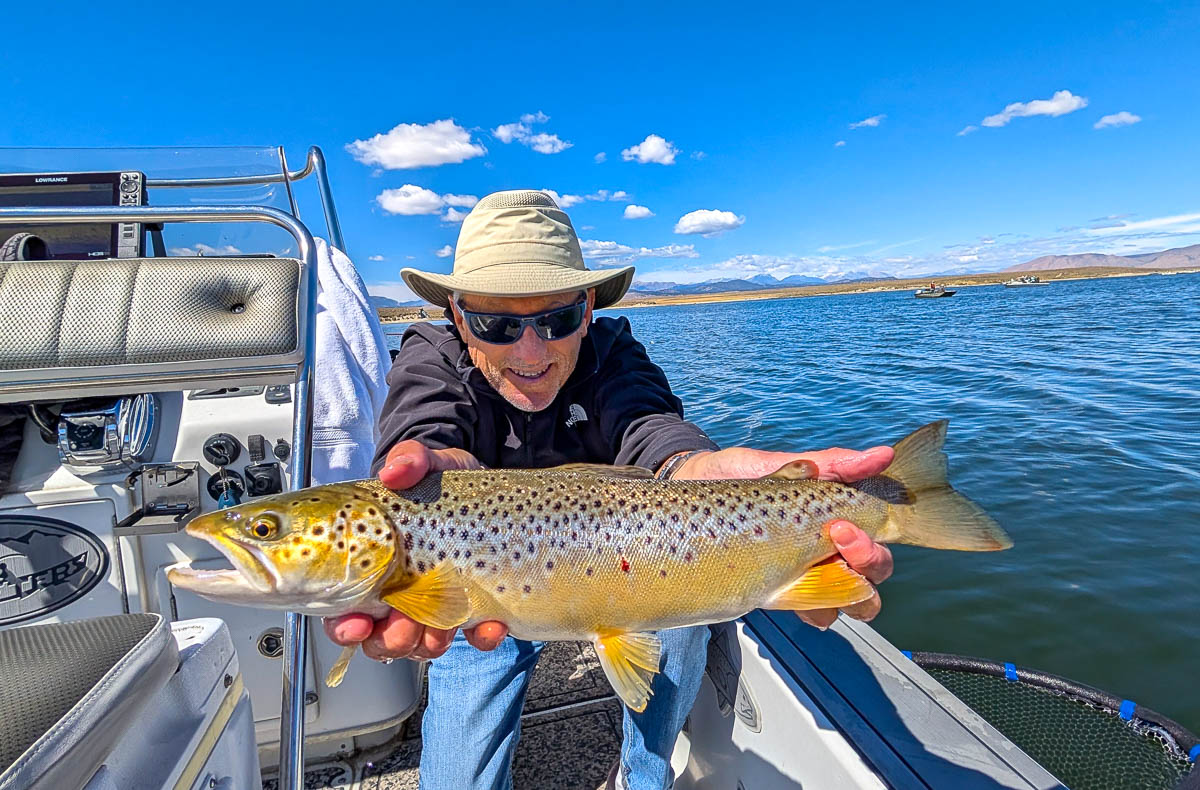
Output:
[914, 283, 956, 297]
[1, 146, 1196, 790]
[1004, 275, 1050, 286]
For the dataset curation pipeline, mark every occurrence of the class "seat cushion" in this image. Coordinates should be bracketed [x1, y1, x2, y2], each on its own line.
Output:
[0, 613, 179, 790]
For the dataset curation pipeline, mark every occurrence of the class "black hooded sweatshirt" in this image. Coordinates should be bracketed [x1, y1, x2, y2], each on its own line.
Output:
[372, 316, 718, 474]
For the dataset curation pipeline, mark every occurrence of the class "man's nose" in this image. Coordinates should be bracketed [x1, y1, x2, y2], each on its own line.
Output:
[508, 325, 548, 360]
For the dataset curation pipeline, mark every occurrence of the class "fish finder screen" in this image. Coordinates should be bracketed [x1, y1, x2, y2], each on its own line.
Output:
[0, 182, 117, 259]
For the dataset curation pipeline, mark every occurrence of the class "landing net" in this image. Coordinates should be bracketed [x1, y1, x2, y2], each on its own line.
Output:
[908, 652, 1198, 790]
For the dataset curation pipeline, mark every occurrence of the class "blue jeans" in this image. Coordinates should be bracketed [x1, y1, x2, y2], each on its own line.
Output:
[419, 625, 710, 790]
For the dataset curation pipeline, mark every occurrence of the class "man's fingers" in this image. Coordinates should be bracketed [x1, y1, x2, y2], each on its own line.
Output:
[828, 520, 894, 584]
[841, 591, 882, 622]
[362, 610, 424, 660]
[323, 613, 375, 646]
[379, 440, 432, 490]
[797, 608, 839, 629]
[812, 446, 893, 482]
[412, 627, 456, 660]
[464, 621, 509, 651]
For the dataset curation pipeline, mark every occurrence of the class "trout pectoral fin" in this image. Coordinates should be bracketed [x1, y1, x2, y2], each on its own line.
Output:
[380, 561, 471, 630]
[763, 459, 819, 480]
[767, 560, 875, 610]
[325, 644, 358, 688]
[594, 631, 662, 713]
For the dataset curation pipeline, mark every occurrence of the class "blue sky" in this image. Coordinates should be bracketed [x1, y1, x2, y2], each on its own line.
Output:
[4, 1, 1199, 299]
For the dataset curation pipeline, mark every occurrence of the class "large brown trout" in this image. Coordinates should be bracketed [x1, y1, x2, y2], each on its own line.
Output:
[168, 421, 1010, 711]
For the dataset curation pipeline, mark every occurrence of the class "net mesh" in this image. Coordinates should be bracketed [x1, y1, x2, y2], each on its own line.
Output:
[925, 666, 1196, 790]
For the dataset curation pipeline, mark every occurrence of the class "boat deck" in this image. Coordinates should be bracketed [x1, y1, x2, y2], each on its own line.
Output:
[265, 639, 621, 790]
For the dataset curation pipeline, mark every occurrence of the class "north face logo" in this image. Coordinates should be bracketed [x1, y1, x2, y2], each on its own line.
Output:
[565, 403, 588, 428]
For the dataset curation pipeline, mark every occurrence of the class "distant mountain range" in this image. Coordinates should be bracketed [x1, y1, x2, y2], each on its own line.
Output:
[1006, 243, 1200, 272]
[627, 272, 896, 296]
[370, 295, 425, 309]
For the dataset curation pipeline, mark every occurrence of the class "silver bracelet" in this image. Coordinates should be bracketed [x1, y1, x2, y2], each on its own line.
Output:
[656, 449, 707, 480]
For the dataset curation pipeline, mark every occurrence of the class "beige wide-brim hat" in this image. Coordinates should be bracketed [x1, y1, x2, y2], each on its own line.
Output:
[401, 190, 634, 310]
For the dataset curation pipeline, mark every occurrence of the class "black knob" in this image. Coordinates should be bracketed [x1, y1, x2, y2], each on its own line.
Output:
[202, 433, 241, 467]
[273, 439, 290, 461]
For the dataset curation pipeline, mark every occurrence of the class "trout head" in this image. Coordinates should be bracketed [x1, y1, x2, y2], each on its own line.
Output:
[167, 485, 398, 614]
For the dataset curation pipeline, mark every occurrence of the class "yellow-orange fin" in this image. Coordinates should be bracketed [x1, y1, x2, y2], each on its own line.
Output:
[594, 631, 662, 713]
[763, 459, 819, 481]
[767, 560, 875, 610]
[380, 560, 470, 630]
[325, 644, 357, 688]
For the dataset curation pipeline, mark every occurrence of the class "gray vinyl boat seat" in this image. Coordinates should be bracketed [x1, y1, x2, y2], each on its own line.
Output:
[0, 256, 307, 403]
[0, 613, 179, 790]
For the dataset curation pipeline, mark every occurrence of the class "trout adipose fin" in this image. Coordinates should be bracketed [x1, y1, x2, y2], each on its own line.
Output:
[594, 631, 663, 713]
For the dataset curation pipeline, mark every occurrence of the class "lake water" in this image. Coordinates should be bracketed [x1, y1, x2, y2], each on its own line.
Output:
[385, 273, 1200, 731]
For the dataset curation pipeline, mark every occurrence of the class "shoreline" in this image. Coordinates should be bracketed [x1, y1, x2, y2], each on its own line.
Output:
[376, 266, 1199, 323]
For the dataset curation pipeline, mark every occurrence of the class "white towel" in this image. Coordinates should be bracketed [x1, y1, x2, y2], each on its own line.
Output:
[310, 237, 391, 484]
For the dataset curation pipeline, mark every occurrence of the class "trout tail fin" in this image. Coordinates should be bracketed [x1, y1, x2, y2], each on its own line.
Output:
[875, 420, 1012, 551]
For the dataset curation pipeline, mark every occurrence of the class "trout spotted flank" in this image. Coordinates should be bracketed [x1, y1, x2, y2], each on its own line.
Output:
[168, 421, 1011, 711]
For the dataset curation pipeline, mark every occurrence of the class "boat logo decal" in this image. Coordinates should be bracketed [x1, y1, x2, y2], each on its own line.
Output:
[0, 515, 111, 626]
[734, 679, 761, 732]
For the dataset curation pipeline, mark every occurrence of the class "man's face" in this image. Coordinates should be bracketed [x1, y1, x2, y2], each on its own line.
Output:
[451, 289, 595, 412]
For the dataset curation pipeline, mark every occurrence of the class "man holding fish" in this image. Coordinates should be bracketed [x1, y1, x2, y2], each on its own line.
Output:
[332, 191, 897, 789]
[169, 189, 1009, 790]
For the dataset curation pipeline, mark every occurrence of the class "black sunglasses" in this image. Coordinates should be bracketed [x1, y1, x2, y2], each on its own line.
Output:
[456, 298, 588, 345]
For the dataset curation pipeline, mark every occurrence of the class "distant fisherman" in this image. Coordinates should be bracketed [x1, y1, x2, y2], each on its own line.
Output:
[328, 191, 898, 790]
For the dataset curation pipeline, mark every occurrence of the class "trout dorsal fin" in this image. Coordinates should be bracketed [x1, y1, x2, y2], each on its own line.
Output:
[380, 560, 471, 630]
[594, 631, 662, 712]
[549, 463, 655, 480]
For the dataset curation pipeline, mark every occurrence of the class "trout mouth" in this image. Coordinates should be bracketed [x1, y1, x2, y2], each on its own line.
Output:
[167, 525, 280, 596]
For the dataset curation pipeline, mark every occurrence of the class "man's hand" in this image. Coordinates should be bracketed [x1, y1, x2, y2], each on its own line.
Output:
[673, 445, 896, 628]
[322, 440, 509, 661]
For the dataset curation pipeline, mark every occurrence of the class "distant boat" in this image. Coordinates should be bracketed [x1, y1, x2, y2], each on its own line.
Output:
[914, 285, 955, 298]
[1004, 275, 1049, 287]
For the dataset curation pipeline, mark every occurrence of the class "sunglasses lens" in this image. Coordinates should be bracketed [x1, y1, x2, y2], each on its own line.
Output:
[467, 313, 523, 344]
[535, 303, 585, 340]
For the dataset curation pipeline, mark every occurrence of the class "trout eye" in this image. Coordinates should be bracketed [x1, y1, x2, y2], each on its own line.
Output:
[248, 515, 281, 540]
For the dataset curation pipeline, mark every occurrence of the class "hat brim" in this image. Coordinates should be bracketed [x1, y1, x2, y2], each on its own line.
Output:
[401, 263, 635, 310]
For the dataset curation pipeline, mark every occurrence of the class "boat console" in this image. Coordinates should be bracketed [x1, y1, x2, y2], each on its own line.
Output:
[0, 148, 419, 787]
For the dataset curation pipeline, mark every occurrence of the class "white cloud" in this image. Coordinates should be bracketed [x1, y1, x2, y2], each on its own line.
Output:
[347, 119, 486, 169]
[816, 240, 875, 253]
[368, 254, 385, 261]
[981, 90, 1088, 128]
[834, 140, 846, 147]
[594, 152, 607, 163]
[442, 207, 470, 224]
[435, 245, 453, 258]
[849, 114, 886, 129]
[691, 151, 707, 160]
[492, 112, 572, 154]
[673, 209, 745, 237]
[443, 193, 479, 208]
[376, 185, 445, 215]
[623, 205, 654, 219]
[621, 134, 679, 165]
[540, 189, 585, 208]
[1094, 111, 1142, 129]
[957, 254, 979, 263]
[957, 125, 979, 136]
[168, 243, 243, 256]
[1085, 211, 1200, 236]
[580, 240, 698, 265]
[586, 189, 631, 202]
[377, 186, 478, 222]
